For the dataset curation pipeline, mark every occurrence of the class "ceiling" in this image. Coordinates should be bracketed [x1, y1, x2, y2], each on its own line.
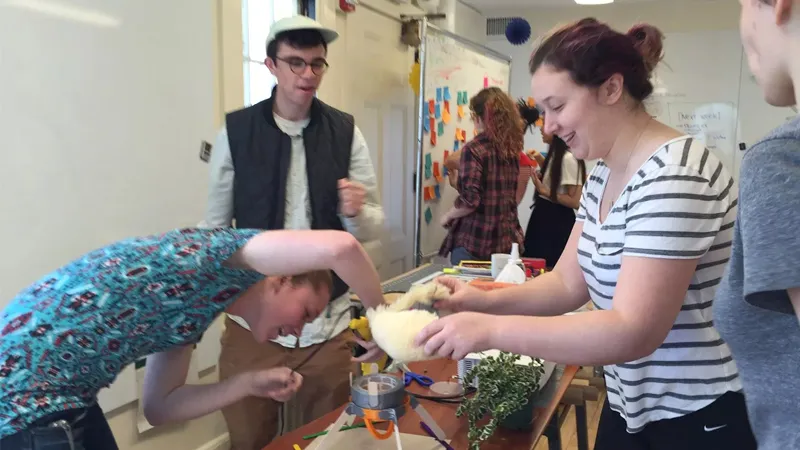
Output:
[461, 0, 660, 12]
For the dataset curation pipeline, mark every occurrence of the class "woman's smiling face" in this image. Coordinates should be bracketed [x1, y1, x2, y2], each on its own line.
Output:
[531, 64, 619, 161]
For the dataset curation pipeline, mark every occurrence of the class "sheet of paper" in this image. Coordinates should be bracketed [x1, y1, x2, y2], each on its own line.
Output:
[305, 429, 450, 450]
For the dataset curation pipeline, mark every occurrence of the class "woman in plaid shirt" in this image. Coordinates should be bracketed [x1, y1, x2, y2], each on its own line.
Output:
[439, 87, 526, 264]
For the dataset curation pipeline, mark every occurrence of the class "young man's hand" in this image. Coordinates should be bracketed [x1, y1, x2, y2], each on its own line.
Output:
[350, 336, 387, 363]
[246, 367, 303, 402]
[338, 179, 366, 217]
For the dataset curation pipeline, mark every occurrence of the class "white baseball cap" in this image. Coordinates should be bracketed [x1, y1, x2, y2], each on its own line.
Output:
[266, 15, 339, 47]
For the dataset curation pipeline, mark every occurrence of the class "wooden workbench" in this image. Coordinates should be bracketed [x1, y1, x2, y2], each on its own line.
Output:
[264, 264, 592, 450]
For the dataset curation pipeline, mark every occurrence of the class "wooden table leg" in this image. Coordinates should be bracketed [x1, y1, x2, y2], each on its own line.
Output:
[575, 403, 589, 450]
[543, 411, 562, 450]
[563, 378, 600, 450]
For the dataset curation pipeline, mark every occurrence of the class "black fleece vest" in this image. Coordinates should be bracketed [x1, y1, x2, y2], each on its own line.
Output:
[225, 91, 354, 300]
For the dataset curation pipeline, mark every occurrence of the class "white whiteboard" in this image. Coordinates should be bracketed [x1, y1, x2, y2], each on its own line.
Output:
[417, 26, 511, 259]
[0, 0, 216, 413]
[643, 30, 797, 179]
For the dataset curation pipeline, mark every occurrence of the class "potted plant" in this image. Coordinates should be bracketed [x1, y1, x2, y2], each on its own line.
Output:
[456, 352, 545, 449]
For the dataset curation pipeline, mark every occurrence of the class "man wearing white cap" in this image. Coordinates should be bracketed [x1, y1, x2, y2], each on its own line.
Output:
[202, 15, 385, 449]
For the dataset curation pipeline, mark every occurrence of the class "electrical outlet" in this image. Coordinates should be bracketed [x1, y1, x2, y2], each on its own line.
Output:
[199, 140, 212, 162]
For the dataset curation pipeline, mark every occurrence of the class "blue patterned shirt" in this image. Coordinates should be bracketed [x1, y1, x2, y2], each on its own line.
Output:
[0, 227, 264, 438]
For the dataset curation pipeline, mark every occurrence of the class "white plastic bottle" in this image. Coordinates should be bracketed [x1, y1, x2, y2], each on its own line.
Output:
[494, 243, 527, 284]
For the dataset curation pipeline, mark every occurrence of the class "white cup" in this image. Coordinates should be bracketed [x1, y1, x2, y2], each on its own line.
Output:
[491, 253, 511, 279]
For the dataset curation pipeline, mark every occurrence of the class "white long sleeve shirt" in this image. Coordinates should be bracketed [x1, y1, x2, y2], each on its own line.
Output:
[201, 113, 384, 347]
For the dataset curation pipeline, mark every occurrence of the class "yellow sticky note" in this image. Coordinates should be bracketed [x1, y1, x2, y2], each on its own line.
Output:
[457, 105, 464, 119]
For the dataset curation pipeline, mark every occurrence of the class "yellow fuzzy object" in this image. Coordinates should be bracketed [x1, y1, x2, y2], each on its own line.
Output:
[367, 283, 451, 363]
[408, 62, 421, 97]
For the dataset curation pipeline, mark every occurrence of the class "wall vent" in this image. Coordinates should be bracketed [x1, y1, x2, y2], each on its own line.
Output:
[486, 17, 514, 37]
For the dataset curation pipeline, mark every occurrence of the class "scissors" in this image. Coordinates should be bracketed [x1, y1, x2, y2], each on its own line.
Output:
[404, 371, 434, 387]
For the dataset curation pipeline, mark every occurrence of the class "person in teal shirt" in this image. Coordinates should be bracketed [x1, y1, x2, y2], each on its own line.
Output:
[0, 227, 384, 449]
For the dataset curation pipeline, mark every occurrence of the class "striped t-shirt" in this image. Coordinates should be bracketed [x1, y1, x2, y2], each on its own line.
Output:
[576, 136, 741, 433]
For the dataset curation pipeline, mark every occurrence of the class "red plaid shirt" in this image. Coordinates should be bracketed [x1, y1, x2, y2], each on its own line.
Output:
[439, 133, 525, 259]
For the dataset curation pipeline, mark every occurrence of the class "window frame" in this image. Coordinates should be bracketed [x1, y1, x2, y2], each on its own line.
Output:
[241, 0, 311, 106]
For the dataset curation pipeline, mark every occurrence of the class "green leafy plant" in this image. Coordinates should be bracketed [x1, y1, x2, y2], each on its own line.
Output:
[456, 352, 544, 449]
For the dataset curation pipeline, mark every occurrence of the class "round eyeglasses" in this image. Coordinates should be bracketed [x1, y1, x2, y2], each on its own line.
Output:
[275, 56, 329, 76]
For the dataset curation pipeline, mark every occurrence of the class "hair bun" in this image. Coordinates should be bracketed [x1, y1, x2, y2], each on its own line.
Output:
[627, 23, 664, 74]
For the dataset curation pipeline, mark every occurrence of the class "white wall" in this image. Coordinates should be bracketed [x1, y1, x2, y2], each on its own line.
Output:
[454, 0, 486, 45]
[486, 0, 740, 34]
[483, 0, 741, 229]
[109, 2, 232, 449]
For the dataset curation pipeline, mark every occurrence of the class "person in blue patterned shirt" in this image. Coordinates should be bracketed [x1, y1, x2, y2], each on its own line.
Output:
[0, 227, 384, 449]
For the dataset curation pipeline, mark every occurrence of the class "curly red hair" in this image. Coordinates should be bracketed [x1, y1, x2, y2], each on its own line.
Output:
[469, 87, 524, 161]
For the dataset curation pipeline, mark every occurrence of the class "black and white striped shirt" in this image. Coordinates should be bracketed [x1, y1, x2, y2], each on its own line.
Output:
[576, 136, 741, 433]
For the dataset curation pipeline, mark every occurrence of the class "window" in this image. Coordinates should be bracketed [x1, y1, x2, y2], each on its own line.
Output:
[242, 0, 301, 105]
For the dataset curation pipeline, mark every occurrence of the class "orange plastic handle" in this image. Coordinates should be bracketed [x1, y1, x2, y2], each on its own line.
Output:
[364, 419, 395, 440]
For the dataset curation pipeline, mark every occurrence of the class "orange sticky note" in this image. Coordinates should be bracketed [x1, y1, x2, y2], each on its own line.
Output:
[426, 186, 437, 201]
[429, 118, 435, 133]
[431, 130, 437, 146]
[444, 150, 449, 160]
[444, 100, 450, 112]
[455, 128, 461, 140]
[423, 186, 432, 201]
[428, 100, 435, 116]
[443, 106, 451, 124]
[433, 161, 441, 177]
[457, 105, 464, 119]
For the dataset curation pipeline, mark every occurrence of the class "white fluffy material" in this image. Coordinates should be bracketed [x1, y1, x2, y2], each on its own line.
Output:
[367, 283, 451, 363]
[384, 282, 451, 313]
[367, 308, 439, 363]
